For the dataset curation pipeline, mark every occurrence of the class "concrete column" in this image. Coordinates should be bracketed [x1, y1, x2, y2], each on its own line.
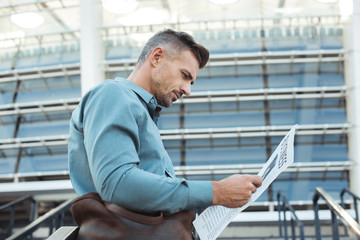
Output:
[344, 0, 360, 197]
[79, 0, 104, 96]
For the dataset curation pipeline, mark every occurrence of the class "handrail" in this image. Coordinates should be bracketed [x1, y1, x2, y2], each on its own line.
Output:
[340, 188, 360, 223]
[313, 187, 360, 239]
[340, 188, 360, 236]
[6, 197, 74, 240]
[277, 191, 305, 240]
[0, 195, 37, 238]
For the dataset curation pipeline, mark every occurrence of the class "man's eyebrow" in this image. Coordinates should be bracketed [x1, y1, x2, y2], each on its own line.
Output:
[183, 70, 193, 80]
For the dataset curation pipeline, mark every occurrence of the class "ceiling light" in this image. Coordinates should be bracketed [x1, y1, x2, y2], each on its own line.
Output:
[339, 0, 353, 16]
[10, 12, 44, 29]
[316, 0, 338, 3]
[117, 8, 169, 26]
[209, 0, 238, 5]
[275, 8, 302, 14]
[102, 0, 138, 14]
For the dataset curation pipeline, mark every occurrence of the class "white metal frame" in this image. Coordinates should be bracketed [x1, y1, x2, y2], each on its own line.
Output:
[0, 123, 349, 150]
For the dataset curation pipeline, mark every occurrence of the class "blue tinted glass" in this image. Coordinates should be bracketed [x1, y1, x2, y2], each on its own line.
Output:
[185, 112, 265, 128]
[17, 119, 69, 138]
[18, 154, 68, 173]
[268, 73, 344, 88]
[272, 177, 348, 201]
[270, 108, 346, 125]
[186, 147, 266, 165]
[16, 86, 81, 103]
[0, 157, 16, 174]
[0, 124, 16, 139]
[193, 76, 263, 91]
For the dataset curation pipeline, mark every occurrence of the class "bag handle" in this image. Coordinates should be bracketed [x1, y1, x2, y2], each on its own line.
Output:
[104, 201, 164, 225]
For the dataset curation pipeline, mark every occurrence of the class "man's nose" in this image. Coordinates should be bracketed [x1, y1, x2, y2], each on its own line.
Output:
[181, 82, 191, 96]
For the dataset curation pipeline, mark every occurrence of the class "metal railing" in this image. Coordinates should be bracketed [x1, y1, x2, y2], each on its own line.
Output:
[0, 49, 344, 84]
[0, 124, 349, 151]
[0, 161, 352, 194]
[340, 188, 360, 236]
[6, 197, 74, 240]
[0, 195, 37, 238]
[0, 86, 346, 118]
[313, 187, 360, 239]
[277, 191, 305, 240]
[0, 98, 80, 117]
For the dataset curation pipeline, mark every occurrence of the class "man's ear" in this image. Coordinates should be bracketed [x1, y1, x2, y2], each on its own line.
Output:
[150, 47, 164, 66]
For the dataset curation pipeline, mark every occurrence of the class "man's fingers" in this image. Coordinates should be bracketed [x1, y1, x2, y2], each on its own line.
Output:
[252, 175, 263, 188]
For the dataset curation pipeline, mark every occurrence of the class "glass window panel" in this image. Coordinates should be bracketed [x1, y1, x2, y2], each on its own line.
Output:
[167, 149, 181, 166]
[268, 73, 344, 88]
[189, 139, 215, 149]
[184, 101, 264, 113]
[296, 135, 346, 145]
[320, 62, 343, 73]
[0, 81, 17, 92]
[184, 103, 205, 113]
[16, 86, 81, 103]
[44, 75, 81, 88]
[320, 98, 344, 108]
[186, 147, 266, 165]
[0, 157, 16, 174]
[192, 75, 263, 91]
[20, 79, 46, 91]
[17, 119, 69, 137]
[272, 177, 348, 201]
[268, 71, 344, 88]
[1, 148, 19, 159]
[270, 108, 346, 125]
[165, 136, 267, 151]
[268, 74, 303, 88]
[24, 145, 67, 155]
[18, 154, 68, 173]
[161, 104, 180, 114]
[318, 73, 344, 86]
[238, 101, 264, 111]
[0, 124, 16, 139]
[0, 92, 14, 105]
[185, 112, 265, 128]
[163, 140, 182, 150]
[157, 115, 180, 130]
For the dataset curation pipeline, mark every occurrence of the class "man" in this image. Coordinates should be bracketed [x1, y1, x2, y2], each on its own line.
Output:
[68, 29, 262, 216]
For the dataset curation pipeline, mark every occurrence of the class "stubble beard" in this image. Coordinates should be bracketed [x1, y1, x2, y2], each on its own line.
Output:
[153, 82, 173, 108]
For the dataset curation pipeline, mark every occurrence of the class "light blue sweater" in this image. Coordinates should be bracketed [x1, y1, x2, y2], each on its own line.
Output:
[68, 78, 213, 215]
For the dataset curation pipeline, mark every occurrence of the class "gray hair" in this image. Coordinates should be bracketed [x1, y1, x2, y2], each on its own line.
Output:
[136, 29, 209, 69]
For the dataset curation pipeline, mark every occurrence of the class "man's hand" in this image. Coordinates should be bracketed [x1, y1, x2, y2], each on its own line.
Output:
[211, 174, 263, 208]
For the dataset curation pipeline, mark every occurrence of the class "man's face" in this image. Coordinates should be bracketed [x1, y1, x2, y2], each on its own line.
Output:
[150, 49, 199, 108]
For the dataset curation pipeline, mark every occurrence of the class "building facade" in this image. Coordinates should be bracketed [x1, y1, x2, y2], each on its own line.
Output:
[0, 0, 358, 211]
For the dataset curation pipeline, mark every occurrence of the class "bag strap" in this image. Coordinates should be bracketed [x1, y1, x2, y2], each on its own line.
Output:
[104, 201, 164, 225]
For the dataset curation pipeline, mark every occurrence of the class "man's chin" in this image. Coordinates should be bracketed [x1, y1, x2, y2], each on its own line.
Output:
[158, 101, 173, 108]
[157, 96, 175, 108]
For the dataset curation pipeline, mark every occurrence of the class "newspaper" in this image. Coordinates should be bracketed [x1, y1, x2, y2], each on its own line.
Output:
[193, 125, 297, 240]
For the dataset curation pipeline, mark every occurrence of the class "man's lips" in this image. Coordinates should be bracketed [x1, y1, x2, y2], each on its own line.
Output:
[173, 91, 181, 101]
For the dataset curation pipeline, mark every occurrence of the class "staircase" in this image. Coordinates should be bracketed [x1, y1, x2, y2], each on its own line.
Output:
[1, 187, 359, 240]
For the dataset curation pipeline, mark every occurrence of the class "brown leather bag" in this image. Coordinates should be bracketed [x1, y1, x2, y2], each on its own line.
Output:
[70, 192, 196, 240]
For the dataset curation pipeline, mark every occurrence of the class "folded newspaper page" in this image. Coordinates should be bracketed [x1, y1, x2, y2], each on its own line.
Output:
[193, 125, 297, 240]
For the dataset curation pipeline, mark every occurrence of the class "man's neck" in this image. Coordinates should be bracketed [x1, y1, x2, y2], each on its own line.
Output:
[128, 64, 153, 95]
